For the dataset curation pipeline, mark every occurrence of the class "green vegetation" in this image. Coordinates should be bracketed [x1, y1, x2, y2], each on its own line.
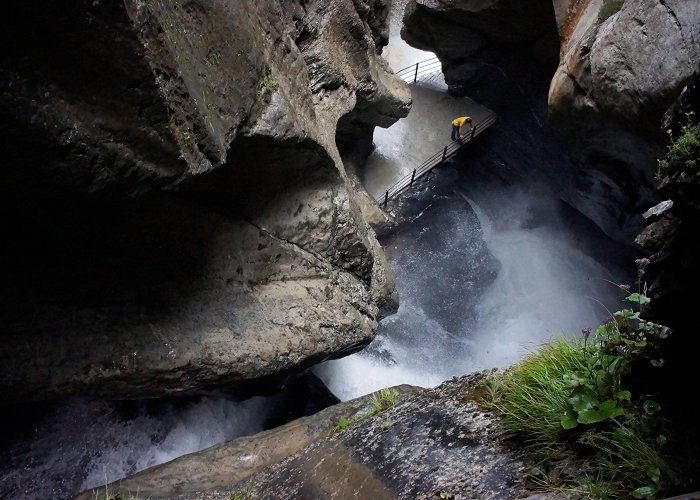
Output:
[229, 487, 252, 500]
[371, 387, 400, 413]
[260, 70, 278, 92]
[599, 0, 623, 22]
[482, 260, 674, 498]
[176, 123, 193, 142]
[330, 388, 400, 435]
[205, 48, 222, 66]
[657, 111, 700, 178]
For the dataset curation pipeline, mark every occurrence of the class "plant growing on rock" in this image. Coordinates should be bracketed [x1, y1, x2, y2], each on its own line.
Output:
[229, 487, 252, 500]
[483, 260, 673, 499]
[371, 387, 399, 413]
[260, 69, 278, 92]
[657, 111, 699, 178]
[330, 388, 400, 435]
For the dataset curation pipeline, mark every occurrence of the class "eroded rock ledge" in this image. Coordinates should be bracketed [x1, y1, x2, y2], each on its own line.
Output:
[0, 0, 410, 401]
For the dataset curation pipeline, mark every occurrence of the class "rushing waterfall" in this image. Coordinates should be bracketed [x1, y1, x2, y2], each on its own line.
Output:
[317, 173, 623, 400]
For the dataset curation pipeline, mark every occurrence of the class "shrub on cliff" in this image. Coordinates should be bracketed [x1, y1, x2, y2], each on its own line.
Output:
[482, 261, 675, 499]
[658, 112, 700, 178]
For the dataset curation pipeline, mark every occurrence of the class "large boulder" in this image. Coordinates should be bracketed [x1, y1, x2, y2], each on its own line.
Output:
[0, 0, 410, 401]
[77, 374, 532, 499]
[401, 0, 560, 87]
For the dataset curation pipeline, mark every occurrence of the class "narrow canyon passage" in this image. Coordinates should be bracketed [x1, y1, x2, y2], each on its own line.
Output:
[0, 2, 643, 498]
[317, 13, 631, 400]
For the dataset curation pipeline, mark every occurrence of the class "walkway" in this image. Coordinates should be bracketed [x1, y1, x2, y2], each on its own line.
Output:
[364, 58, 497, 206]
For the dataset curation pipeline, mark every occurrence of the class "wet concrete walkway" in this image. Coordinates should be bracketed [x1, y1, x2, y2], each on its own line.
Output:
[363, 28, 493, 200]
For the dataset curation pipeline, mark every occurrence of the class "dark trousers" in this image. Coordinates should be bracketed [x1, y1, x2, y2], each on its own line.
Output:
[451, 124, 460, 141]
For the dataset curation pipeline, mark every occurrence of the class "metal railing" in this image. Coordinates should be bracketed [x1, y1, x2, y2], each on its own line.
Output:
[375, 110, 498, 206]
[394, 57, 442, 84]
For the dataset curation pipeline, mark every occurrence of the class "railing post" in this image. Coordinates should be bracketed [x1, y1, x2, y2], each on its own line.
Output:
[470, 125, 476, 141]
[414, 63, 419, 83]
[383, 190, 389, 207]
[441, 146, 447, 163]
[410, 169, 416, 187]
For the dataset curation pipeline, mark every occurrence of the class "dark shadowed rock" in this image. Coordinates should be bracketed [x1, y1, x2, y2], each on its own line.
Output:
[401, 0, 560, 88]
[0, 0, 410, 401]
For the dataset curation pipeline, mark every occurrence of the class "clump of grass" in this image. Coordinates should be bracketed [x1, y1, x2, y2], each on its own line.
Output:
[371, 388, 399, 414]
[599, 0, 623, 22]
[657, 111, 699, 179]
[482, 262, 674, 498]
[91, 486, 148, 500]
[483, 340, 669, 498]
[483, 340, 588, 452]
[330, 387, 400, 435]
[229, 486, 252, 500]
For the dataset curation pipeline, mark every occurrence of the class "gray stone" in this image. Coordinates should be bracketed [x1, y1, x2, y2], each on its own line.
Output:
[78, 374, 533, 499]
[643, 199, 674, 220]
[549, 0, 700, 178]
[0, 0, 410, 401]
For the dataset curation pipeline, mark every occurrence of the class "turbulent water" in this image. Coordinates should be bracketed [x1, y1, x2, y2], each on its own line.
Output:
[0, 395, 272, 499]
[317, 173, 623, 400]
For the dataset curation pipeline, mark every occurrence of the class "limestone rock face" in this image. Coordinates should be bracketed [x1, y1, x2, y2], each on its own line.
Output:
[0, 0, 409, 401]
[549, 0, 700, 177]
[78, 374, 531, 500]
[400, 0, 699, 243]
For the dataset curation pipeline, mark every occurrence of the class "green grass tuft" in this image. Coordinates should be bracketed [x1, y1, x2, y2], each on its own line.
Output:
[371, 388, 399, 414]
[483, 340, 587, 453]
[260, 70, 278, 92]
[229, 487, 252, 500]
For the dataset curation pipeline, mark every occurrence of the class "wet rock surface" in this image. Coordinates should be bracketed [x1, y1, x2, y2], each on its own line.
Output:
[0, 0, 410, 401]
[398, 0, 698, 245]
[549, 0, 700, 178]
[79, 373, 531, 499]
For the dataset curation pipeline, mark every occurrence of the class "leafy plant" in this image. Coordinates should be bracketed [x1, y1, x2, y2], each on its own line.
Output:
[482, 259, 673, 498]
[260, 69, 278, 92]
[599, 0, 623, 22]
[657, 111, 700, 178]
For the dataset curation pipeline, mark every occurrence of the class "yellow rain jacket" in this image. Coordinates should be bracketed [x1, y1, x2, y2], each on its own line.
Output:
[452, 116, 472, 127]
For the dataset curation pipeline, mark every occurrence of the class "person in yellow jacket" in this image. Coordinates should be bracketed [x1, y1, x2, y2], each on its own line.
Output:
[451, 116, 473, 141]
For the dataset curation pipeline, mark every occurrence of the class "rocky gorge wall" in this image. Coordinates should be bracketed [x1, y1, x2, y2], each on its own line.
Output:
[401, 0, 699, 243]
[0, 0, 410, 401]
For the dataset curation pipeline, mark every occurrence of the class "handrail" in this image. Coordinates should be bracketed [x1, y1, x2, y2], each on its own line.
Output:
[394, 57, 441, 84]
[374, 111, 497, 205]
[373, 56, 497, 206]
